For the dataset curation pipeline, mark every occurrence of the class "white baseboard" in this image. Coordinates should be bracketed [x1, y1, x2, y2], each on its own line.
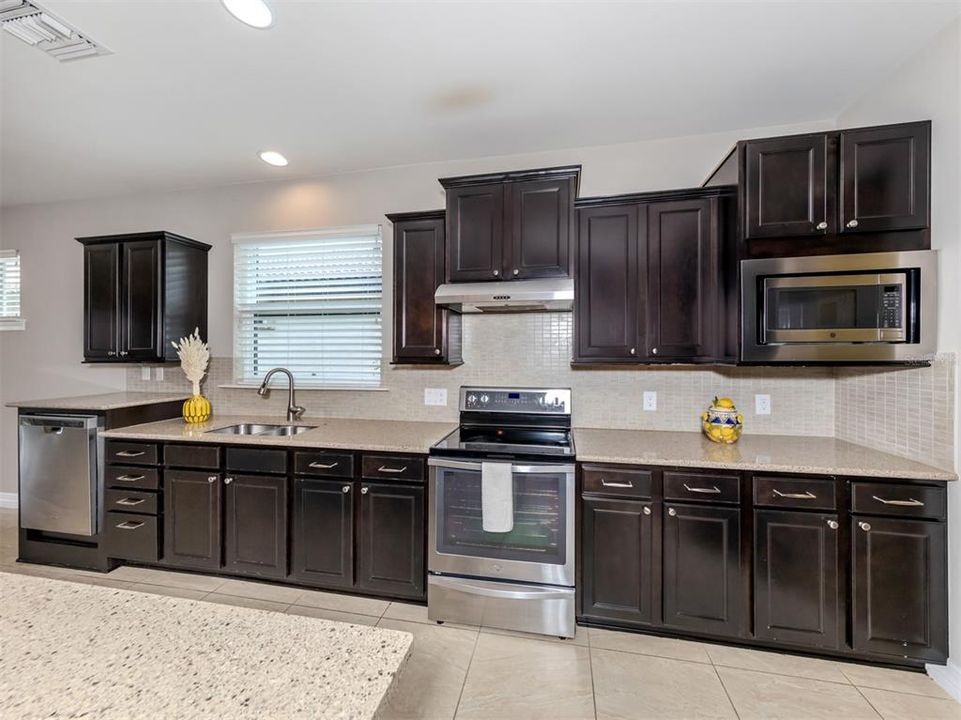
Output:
[0, 492, 17, 509]
[927, 661, 961, 703]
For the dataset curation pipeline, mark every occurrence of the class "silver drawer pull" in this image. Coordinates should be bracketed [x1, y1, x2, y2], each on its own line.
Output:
[668, 508, 677, 516]
[115, 520, 144, 530]
[859, 521, 871, 532]
[361, 487, 369, 495]
[115, 450, 146, 458]
[377, 465, 407, 474]
[773, 489, 817, 500]
[684, 483, 721, 494]
[601, 479, 633, 488]
[827, 519, 839, 530]
[309, 461, 339, 470]
[115, 497, 146, 506]
[872, 495, 924, 507]
[115, 474, 146, 482]
[342, 485, 350, 493]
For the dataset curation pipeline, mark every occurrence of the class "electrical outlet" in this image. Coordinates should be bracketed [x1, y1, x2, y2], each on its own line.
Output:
[755, 394, 772, 415]
[643, 391, 657, 411]
[154, 366, 164, 381]
[424, 388, 448, 407]
[141, 366, 151, 381]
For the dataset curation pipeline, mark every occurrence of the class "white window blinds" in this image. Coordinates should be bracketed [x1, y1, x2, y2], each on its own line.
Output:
[0, 250, 24, 331]
[233, 226, 383, 388]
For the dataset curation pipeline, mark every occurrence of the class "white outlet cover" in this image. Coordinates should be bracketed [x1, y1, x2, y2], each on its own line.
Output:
[424, 388, 448, 406]
[154, 366, 164, 381]
[643, 391, 657, 411]
[755, 394, 772, 415]
[141, 366, 151, 381]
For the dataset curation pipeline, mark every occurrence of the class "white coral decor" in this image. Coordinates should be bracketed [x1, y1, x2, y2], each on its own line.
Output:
[171, 328, 210, 397]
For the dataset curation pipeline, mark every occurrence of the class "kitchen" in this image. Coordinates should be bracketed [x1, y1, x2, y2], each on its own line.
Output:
[1, 1, 960, 719]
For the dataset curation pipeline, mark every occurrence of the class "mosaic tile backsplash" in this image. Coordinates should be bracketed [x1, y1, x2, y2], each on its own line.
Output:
[128, 313, 956, 470]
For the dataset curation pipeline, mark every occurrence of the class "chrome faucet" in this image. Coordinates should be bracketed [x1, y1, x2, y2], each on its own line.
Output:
[257, 368, 305, 422]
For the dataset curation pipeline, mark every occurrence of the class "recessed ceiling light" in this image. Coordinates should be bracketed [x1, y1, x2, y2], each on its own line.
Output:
[221, 0, 273, 29]
[259, 150, 288, 167]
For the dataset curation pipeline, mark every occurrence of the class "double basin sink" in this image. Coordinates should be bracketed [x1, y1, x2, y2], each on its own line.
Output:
[206, 423, 317, 437]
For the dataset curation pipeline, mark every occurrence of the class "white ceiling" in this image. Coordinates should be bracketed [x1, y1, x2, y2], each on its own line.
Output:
[2, 0, 959, 207]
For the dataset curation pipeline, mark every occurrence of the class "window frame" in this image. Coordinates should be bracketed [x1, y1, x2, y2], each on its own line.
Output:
[0, 249, 24, 332]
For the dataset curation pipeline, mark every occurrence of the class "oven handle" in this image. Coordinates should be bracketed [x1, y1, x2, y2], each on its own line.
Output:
[428, 458, 574, 475]
[430, 575, 571, 600]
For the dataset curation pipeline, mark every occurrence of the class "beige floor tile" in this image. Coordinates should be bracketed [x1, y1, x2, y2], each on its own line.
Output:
[840, 663, 954, 699]
[376, 618, 477, 720]
[109, 566, 225, 592]
[383, 601, 431, 623]
[127, 583, 208, 600]
[59, 574, 136, 591]
[480, 624, 589, 647]
[706, 643, 851, 682]
[717, 667, 881, 720]
[589, 626, 710, 662]
[592, 648, 737, 720]
[214, 578, 304, 604]
[204, 592, 290, 613]
[456, 632, 594, 720]
[293, 588, 389, 617]
[286, 605, 380, 627]
[859, 687, 961, 719]
[2, 562, 88, 580]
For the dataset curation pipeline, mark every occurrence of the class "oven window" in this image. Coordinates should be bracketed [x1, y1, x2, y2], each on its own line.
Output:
[766, 284, 893, 331]
[435, 468, 567, 565]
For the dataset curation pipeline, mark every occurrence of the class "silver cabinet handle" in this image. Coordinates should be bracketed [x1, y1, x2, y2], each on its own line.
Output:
[816, 221, 828, 230]
[652, 347, 658, 355]
[601, 479, 633, 488]
[115, 520, 144, 530]
[107, 351, 117, 356]
[434, 348, 441, 355]
[629, 348, 636, 356]
[361, 487, 369, 495]
[668, 508, 677, 517]
[377, 465, 407, 474]
[115, 474, 145, 482]
[643, 506, 651, 516]
[115, 450, 146, 458]
[224, 477, 234, 485]
[492, 269, 499, 276]
[872, 495, 924, 507]
[513, 268, 519, 276]
[309, 461, 339, 470]
[115, 497, 146, 506]
[342, 485, 351, 493]
[827, 519, 839, 530]
[847, 219, 859, 228]
[859, 521, 871, 532]
[207, 475, 217, 483]
[119, 350, 129, 357]
[773, 489, 816, 500]
[684, 483, 721, 494]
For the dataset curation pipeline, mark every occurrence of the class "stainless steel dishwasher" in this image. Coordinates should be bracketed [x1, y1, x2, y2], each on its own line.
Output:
[19, 414, 100, 536]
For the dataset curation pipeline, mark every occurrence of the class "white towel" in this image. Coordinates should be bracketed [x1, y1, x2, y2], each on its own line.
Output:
[481, 462, 514, 533]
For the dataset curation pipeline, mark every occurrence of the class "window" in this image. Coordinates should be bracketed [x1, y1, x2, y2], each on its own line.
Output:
[0, 250, 23, 331]
[233, 226, 383, 388]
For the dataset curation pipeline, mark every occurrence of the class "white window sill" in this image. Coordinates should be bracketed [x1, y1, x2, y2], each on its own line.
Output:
[218, 383, 388, 392]
[0, 319, 25, 331]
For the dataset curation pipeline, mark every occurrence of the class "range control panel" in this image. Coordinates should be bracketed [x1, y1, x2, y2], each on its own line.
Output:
[460, 387, 571, 414]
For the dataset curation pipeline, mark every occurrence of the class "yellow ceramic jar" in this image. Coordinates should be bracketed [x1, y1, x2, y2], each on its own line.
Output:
[182, 394, 211, 424]
[701, 396, 743, 444]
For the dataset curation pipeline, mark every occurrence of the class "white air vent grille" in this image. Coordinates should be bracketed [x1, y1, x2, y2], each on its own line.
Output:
[0, 0, 107, 61]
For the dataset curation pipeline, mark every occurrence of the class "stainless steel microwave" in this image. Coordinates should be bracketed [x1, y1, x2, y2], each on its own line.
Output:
[741, 250, 938, 363]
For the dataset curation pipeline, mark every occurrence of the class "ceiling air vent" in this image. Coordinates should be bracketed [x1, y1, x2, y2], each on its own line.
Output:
[0, 0, 107, 62]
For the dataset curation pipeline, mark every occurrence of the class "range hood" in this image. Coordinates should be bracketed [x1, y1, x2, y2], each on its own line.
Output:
[435, 278, 574, 313]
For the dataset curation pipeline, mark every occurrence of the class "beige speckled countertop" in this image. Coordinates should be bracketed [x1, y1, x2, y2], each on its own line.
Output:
[6, 391, 188, 411]
[0, 572, 411, 719]
[573, 428, 957, 481]
[101, 415, 457, 454]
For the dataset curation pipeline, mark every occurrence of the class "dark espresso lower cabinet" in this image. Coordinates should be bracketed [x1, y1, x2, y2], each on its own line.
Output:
[358, 482, 426, 600]
[290, 477, 355, 589]
[164, 470, 222, 570]
[223, 474, 288, 580]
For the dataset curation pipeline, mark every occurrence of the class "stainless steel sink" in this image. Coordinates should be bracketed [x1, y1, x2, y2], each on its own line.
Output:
[260, 425, 317, 437]
[206, 423, 316, 437]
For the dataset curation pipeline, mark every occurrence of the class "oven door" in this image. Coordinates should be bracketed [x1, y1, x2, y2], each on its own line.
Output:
[428, 458, 575, 586]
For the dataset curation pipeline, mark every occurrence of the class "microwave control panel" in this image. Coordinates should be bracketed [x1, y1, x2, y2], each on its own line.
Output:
[880, 285, 903, 328]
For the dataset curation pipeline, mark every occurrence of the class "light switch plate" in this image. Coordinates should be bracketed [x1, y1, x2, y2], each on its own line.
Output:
[643, 391, 657, 411]
[141, 366, 151, 381]
[424, 388, 448, 406]
[154, 366, 164, 381]
[755, 394, 772, 415]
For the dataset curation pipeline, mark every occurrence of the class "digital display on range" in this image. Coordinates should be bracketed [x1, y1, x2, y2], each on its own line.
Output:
[508, 392, 520, 399]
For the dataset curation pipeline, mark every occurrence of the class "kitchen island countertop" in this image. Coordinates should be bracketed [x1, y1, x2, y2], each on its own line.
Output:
[6, 391, 189, 411]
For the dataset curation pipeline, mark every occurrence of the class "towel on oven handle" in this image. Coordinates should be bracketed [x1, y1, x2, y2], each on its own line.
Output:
[481, 462, 514, 533]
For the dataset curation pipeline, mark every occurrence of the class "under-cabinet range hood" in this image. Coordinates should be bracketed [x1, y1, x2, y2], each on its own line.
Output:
[435, 278, 574, 313]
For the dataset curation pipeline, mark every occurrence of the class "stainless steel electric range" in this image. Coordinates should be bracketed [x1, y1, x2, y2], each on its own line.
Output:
[427, 387, 575, 638]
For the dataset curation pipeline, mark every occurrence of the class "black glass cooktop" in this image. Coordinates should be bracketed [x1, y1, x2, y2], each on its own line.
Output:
[430, 425, 575, 461]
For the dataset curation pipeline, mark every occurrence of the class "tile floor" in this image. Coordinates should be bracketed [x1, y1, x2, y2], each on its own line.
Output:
[1, 508, 959, 720]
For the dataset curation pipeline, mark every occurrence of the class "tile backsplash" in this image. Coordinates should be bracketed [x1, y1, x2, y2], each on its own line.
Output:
[129, 313, 957, 470]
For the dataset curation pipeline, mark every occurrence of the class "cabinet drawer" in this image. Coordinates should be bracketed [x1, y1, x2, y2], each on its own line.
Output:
[664, 471, 740, 504]
[105, 465, 160, 490]
[753, 476, 836, 510]
[582, 465, 653, 499]
[164, 443, 221, 469]
[103, 511, 160, 562]
[361, 454, 425, 482]
[852, 481, 946, 520]
[294, 451, 354, 478]
[104, 488, 158, 515]
[225, 447, 288, 475]
[106, 440, 158, 466]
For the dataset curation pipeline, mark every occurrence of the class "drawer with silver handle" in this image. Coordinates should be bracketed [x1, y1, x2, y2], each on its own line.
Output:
[103, 511, 160, 562]
[664, 471, 740, 504]
[753, 476, 836, 510]
[852, 481, 946, 520]
[294, 451, 354, 478]
[582, 465, 653, 499]
[105, 488, 159, 515]
[361, 454, 425, 482]
[105, 440, 158, 466]
[105, 465, 160, 490]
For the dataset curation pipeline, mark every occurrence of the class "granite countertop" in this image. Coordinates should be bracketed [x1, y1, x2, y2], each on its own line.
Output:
[6, 391, 189, 411]
[573, 428, 958, 481]
[102, 415, 457, 454]
[0, 572, 412, 719]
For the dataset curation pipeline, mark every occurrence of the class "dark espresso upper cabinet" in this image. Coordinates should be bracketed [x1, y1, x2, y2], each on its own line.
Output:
[77, 231, 210, 363]
[387, 211, 462, 365]
[440, 166, 579, 282]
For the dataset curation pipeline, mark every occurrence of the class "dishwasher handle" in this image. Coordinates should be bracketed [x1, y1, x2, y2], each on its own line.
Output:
[19, 415, 99, 431]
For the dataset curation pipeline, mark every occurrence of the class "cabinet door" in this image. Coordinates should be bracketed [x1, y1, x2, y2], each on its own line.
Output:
[223, 474, 288, 579]
[840, 123, 930, 234]
[574, 204, 641, 361]
[507, 177, 573, 279]
[164, 469, 221, 570]
[357, 482, 425, 599]
[290, 478, 354, 589]
[646, 199, 715, 360]
[852, 516, 947, 663]
[755, 510, 839, 649]
[582, 497, 655, 625]
[447, 183, 505, 282]
[663, 503, 742, 637]
[745, 135, 830, 239]
[83, 243, 120, 360]
[121, 240, 162, 361]
[393, 216, 447, 362]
